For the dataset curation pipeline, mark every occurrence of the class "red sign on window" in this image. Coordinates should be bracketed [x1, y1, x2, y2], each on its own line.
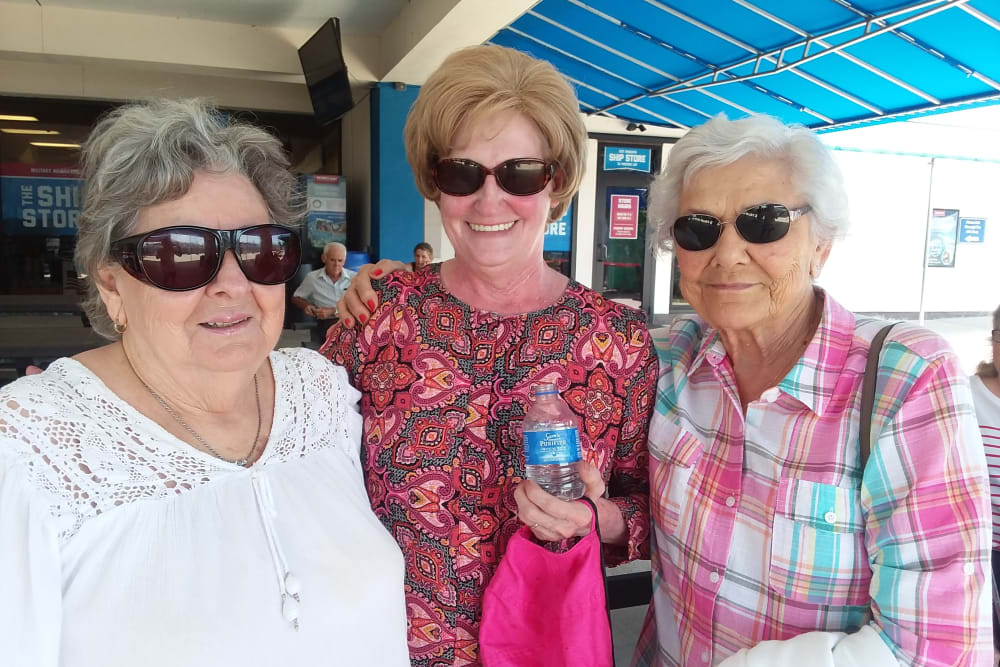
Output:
[609, 194, 639, 239]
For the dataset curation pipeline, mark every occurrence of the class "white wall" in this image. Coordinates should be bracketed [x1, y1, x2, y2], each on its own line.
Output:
[423, 199, 454, 262]
[651, 143, 674, 316]
[573, 138, 599, 288]
[819, 151, 998, 314]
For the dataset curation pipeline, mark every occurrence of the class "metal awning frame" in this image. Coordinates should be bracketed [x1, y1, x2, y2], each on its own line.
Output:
[592, 0, 999, 122]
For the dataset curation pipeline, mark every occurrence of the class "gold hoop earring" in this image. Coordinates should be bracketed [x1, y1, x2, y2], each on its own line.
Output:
[114, 319, 128, 334]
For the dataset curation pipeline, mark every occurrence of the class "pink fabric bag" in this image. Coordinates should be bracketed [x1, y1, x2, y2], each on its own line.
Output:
[479, 497, 614, 667]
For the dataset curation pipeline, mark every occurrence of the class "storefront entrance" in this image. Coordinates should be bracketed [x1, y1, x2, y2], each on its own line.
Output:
[592, 143, 660, 312]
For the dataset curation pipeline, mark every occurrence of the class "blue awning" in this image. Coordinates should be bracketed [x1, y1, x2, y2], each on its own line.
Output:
[489, 0, 1000, 132]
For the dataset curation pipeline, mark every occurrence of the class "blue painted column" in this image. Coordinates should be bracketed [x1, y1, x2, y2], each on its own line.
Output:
[370, 82, 424, 262]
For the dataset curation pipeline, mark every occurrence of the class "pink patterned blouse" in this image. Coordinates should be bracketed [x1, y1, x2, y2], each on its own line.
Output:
[322, 265, 655, 667]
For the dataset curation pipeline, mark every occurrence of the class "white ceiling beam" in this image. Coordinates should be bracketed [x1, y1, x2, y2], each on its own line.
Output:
[0, 1, 381, 83]
[379, 0, 535, 84]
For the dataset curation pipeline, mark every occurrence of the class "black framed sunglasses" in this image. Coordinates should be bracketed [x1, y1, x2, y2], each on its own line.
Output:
[110, 224, 302, 292]
[433, 157, 556, 196]
[673, 203, 812, 251]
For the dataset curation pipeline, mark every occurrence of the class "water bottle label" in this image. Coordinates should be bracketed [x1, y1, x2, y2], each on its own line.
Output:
[524, 428, 581, 465]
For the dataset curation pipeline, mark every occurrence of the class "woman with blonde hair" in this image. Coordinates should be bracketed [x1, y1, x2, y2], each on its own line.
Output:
[322, 45, 656, 666]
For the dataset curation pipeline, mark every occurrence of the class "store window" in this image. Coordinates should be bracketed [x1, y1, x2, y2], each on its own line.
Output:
[543, 199, 574, 277]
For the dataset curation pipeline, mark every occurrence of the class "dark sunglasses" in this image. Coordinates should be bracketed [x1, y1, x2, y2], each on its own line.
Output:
[110, 224, 302, 291]
[673, 203, 812, 251]
[433, 157, 556, 196]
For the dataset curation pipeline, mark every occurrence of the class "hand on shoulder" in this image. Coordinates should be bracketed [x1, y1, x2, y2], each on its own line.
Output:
[336, 259, 408, 327]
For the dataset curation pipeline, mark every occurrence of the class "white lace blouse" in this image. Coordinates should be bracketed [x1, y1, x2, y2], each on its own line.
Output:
[0, 348, 409, 667]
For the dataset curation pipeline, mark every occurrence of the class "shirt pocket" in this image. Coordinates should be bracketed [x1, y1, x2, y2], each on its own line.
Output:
[768, 477, 871, 607]
[649, 419, 704, 546]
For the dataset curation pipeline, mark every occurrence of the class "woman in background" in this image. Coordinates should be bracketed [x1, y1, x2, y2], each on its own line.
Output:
[970, 305, 1000, 660]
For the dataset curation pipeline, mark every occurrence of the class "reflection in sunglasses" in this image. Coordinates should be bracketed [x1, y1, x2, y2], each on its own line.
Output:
[110, 224, 302, 291]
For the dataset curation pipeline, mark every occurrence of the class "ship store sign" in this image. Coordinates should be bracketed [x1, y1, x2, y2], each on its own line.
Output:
[1, 163, 82, 236]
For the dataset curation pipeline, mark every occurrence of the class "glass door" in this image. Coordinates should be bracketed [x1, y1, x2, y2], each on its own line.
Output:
[596, 186, 647, 308]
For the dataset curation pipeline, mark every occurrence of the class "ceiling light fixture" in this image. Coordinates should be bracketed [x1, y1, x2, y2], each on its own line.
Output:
[30, 141, 81, 149]
[0, 114, 39, 122]
[1, 128, 60, 135]
[625, 122, 647, 132]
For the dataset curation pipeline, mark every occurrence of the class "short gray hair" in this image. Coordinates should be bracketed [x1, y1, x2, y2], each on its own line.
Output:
[76, 98, 304, 339]
[649, 114, 849, 252]
[322, 242, 347, 260]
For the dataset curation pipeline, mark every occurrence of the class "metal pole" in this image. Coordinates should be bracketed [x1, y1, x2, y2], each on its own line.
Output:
[917, 157, 936, 325]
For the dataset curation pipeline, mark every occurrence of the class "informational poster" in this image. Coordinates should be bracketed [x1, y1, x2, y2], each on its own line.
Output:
[959, 217, 985, 243]
[927, 208, 959, 267]
[543, 202, 573, 252]
[609, 194, 639, 239]
[603, 146, 651, 173]
[0, 163, 82, 236]
[301, 174, 346, 251]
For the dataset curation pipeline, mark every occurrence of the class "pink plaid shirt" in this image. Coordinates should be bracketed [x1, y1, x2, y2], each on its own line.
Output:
[634, 291, 991, 667]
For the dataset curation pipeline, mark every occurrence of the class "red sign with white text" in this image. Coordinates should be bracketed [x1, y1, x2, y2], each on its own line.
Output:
[609, 194, 639, 239]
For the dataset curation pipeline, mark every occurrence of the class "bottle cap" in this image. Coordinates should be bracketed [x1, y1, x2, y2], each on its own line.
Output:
[531, 382, 558, 396]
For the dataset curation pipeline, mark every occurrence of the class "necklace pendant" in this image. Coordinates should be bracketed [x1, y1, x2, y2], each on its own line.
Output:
[236, 458, 250, 467]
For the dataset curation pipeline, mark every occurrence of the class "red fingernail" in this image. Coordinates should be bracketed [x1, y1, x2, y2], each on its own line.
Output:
[373, 269, 383, 277]
[344, 317, 353, 328]
[358, 313, 367, 324]
[366, 299, 377, 311]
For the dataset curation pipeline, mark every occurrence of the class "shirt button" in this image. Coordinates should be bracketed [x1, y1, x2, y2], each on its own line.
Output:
[824, 511, 837, 524]
[701, 650, 710, 662]
[725, 496, 736, 508]
[761, 387, 780, 403]
[964, 562, 976, 575]
[709, 571, 720, 584]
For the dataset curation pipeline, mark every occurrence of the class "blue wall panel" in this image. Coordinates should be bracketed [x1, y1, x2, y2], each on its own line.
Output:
[371, 82, 423, 262]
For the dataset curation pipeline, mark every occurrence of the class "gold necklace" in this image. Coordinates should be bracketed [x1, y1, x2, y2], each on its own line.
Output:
[124, 351, 262, 466]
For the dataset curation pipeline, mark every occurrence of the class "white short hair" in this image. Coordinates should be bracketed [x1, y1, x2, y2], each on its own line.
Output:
[649, 113, 850, 252]
[322, 242, 347, 259]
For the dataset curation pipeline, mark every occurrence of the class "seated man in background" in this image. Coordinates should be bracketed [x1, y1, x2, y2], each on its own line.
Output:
[292, 241, 355, 345]
[409, 242, 433, 271]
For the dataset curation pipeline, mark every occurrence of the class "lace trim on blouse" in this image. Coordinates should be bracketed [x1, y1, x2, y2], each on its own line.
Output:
[0, 348, 354, 544]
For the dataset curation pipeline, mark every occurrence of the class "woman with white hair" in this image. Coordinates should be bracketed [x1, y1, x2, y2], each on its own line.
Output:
[633, 114, 991, 666]
[0, 99, 408, 666]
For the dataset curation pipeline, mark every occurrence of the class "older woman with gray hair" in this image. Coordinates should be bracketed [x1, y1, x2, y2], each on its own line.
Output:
[634, 114, 990, 666]
[0, 99, 408, 666]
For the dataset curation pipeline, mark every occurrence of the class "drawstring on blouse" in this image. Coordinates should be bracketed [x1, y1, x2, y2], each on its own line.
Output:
[251, 469, 302, 631]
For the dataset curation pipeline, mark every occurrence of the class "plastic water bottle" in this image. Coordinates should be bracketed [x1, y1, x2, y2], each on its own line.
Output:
[523, 383, 585, 500]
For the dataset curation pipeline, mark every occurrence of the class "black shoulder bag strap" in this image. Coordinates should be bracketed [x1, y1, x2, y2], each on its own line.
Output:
[859, 323, 898, 469]
[578, 495, 616, 667]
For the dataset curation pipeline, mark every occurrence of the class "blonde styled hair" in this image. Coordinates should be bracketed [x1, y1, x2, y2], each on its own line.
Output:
[404, 45, 586, 221]
[976, 305, 1000, 378]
